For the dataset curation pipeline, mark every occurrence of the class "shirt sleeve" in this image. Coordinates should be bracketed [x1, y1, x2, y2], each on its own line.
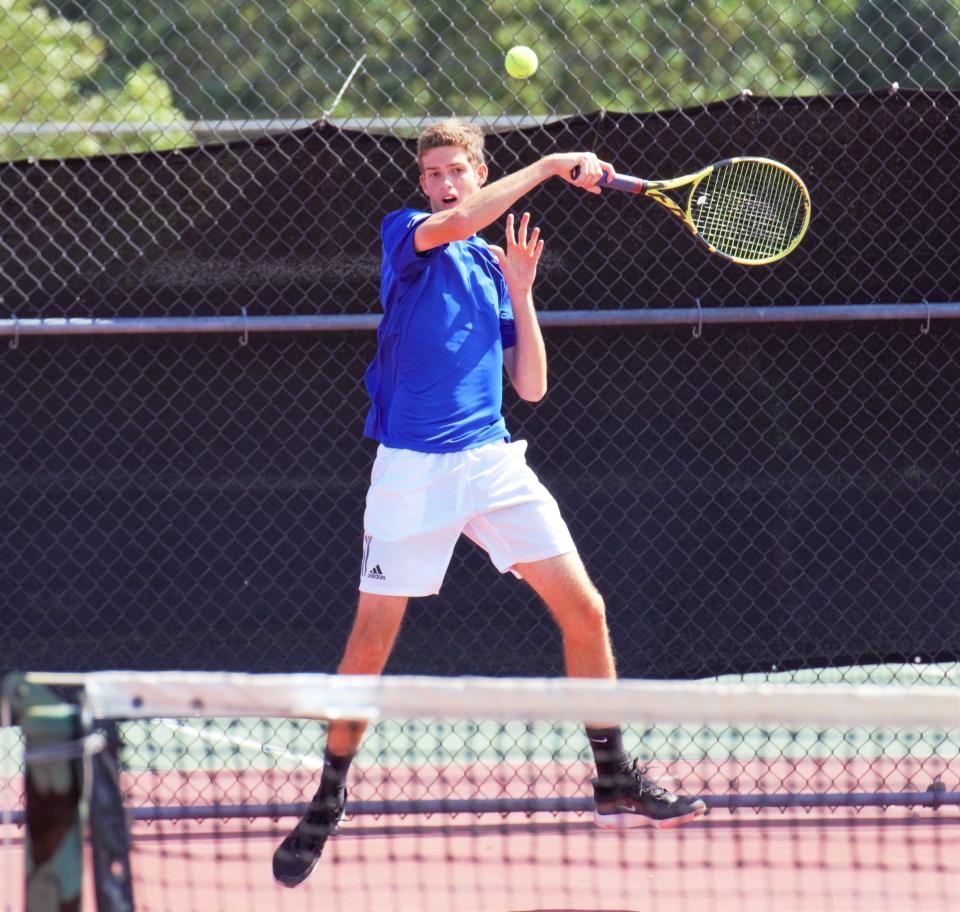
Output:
[381, 208, 443, 282]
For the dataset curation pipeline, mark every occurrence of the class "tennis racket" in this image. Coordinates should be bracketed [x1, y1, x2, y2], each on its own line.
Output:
[573, 157, 811, 266]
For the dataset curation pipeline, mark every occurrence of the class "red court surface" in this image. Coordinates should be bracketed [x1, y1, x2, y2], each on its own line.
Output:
[118, 754, 960, 812]
[4, 808, 959, 912]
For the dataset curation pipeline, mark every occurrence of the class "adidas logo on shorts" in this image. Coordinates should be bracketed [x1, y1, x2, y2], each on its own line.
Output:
[366, 564, 386, 581]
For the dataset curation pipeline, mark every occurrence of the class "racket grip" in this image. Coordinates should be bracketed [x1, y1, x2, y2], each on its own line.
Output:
[570, 166, 642, 193]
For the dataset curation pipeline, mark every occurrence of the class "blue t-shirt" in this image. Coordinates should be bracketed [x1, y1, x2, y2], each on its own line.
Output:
[363, 208, 517, 453]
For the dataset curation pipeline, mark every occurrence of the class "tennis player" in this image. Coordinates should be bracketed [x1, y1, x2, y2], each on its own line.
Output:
[273, 120, 706, 887]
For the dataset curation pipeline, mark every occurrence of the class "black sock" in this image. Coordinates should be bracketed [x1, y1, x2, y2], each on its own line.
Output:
[311, 750, 353, 810]
[585, 726, 630, 786]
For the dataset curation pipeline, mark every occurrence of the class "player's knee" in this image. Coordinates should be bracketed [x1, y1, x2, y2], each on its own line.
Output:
[339, 629, 394, 674]
[357, 631, 394, 664]
[583, 591, 608, 631]
[357, 616, 400, 655]
[559, 590, 608, 641]
[342, 598, 406, 671]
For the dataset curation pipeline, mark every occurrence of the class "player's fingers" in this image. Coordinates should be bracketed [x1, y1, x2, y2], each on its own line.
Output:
[504, 212, 516, 248]
[527, 226, 540, 255]
[517, 212, 531, 249]
[575, 153, 602, 185]
[531, 237, 545, 265]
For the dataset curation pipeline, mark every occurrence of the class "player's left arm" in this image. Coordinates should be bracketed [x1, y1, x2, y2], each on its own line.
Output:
[491, 212, 547, 402]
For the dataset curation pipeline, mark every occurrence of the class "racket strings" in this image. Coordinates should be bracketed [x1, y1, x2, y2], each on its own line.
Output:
[707, 164, 787, 256]
[702, 165, 792, 256]
[722, 168, 800, 255]
[692, 161, 807, 262]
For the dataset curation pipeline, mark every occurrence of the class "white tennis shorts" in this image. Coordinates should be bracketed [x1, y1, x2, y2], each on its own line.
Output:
[359, 439, 576, 596]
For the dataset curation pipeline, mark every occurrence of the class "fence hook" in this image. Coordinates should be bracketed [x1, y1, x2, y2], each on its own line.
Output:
[240, 307, 249, 347]
[920, 300, 931, 336]
[8, 313, 19, 351]
[692, 298, 703, 339]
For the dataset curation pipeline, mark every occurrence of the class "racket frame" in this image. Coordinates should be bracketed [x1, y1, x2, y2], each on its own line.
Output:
[598, 157, 811, 266]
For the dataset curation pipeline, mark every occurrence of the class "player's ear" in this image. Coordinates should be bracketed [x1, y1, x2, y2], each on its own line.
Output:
[418, 172, 428, 195]
[476, 162, 488, 186]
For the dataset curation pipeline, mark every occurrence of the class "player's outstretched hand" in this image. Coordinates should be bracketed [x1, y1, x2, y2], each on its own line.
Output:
[488, 212, 543, 295]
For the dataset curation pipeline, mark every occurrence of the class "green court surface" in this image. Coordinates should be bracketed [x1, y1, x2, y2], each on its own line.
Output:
[0, 726, 20, 780]
[113, 663, 959, 773]
[2, 664, 957, 777]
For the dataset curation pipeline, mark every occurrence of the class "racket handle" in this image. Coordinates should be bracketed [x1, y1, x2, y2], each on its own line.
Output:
[570, 165, 643, 193]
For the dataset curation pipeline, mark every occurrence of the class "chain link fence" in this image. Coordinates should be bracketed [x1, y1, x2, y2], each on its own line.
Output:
[1, 0, 959, 820]
[2, 0, 960, 160]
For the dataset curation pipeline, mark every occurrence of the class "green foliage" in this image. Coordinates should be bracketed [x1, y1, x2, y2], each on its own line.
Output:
[0, 0, 190, 161]
[803, 0, 960, 92]
[63, 0, 960, 126]
[11, 0, 960, 158]
[48, 0, 846, 120]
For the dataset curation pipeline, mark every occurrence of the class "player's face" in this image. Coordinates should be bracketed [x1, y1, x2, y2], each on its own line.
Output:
[419, 146, 487, 212]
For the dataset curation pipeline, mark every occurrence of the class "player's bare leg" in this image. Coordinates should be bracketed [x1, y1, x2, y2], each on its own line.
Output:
[273, 593, 408, 887]
[512, 551, 615, 681]
[515, 552, 706, 829]
[328, 593, 408, 753]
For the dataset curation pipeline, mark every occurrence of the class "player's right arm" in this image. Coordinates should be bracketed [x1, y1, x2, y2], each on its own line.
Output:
[414, 153, 612, 252]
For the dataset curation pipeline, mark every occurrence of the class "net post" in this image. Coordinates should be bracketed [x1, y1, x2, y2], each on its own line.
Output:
[2, 673, 83, 912]
[88, 720, 134, 912]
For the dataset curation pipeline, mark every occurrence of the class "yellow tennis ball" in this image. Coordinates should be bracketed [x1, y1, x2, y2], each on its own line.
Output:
[505, 46, 538, 80]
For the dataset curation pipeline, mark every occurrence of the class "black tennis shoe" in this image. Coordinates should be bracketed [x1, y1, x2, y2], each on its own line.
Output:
[272, 787, 346, 887]
[593, 759, 706, 829]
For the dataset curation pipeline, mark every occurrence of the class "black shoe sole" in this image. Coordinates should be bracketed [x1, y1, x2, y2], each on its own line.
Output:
[273, 850, 321, 888]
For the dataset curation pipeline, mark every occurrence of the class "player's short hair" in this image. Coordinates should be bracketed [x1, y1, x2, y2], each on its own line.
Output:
[417, 119, 486, 171]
